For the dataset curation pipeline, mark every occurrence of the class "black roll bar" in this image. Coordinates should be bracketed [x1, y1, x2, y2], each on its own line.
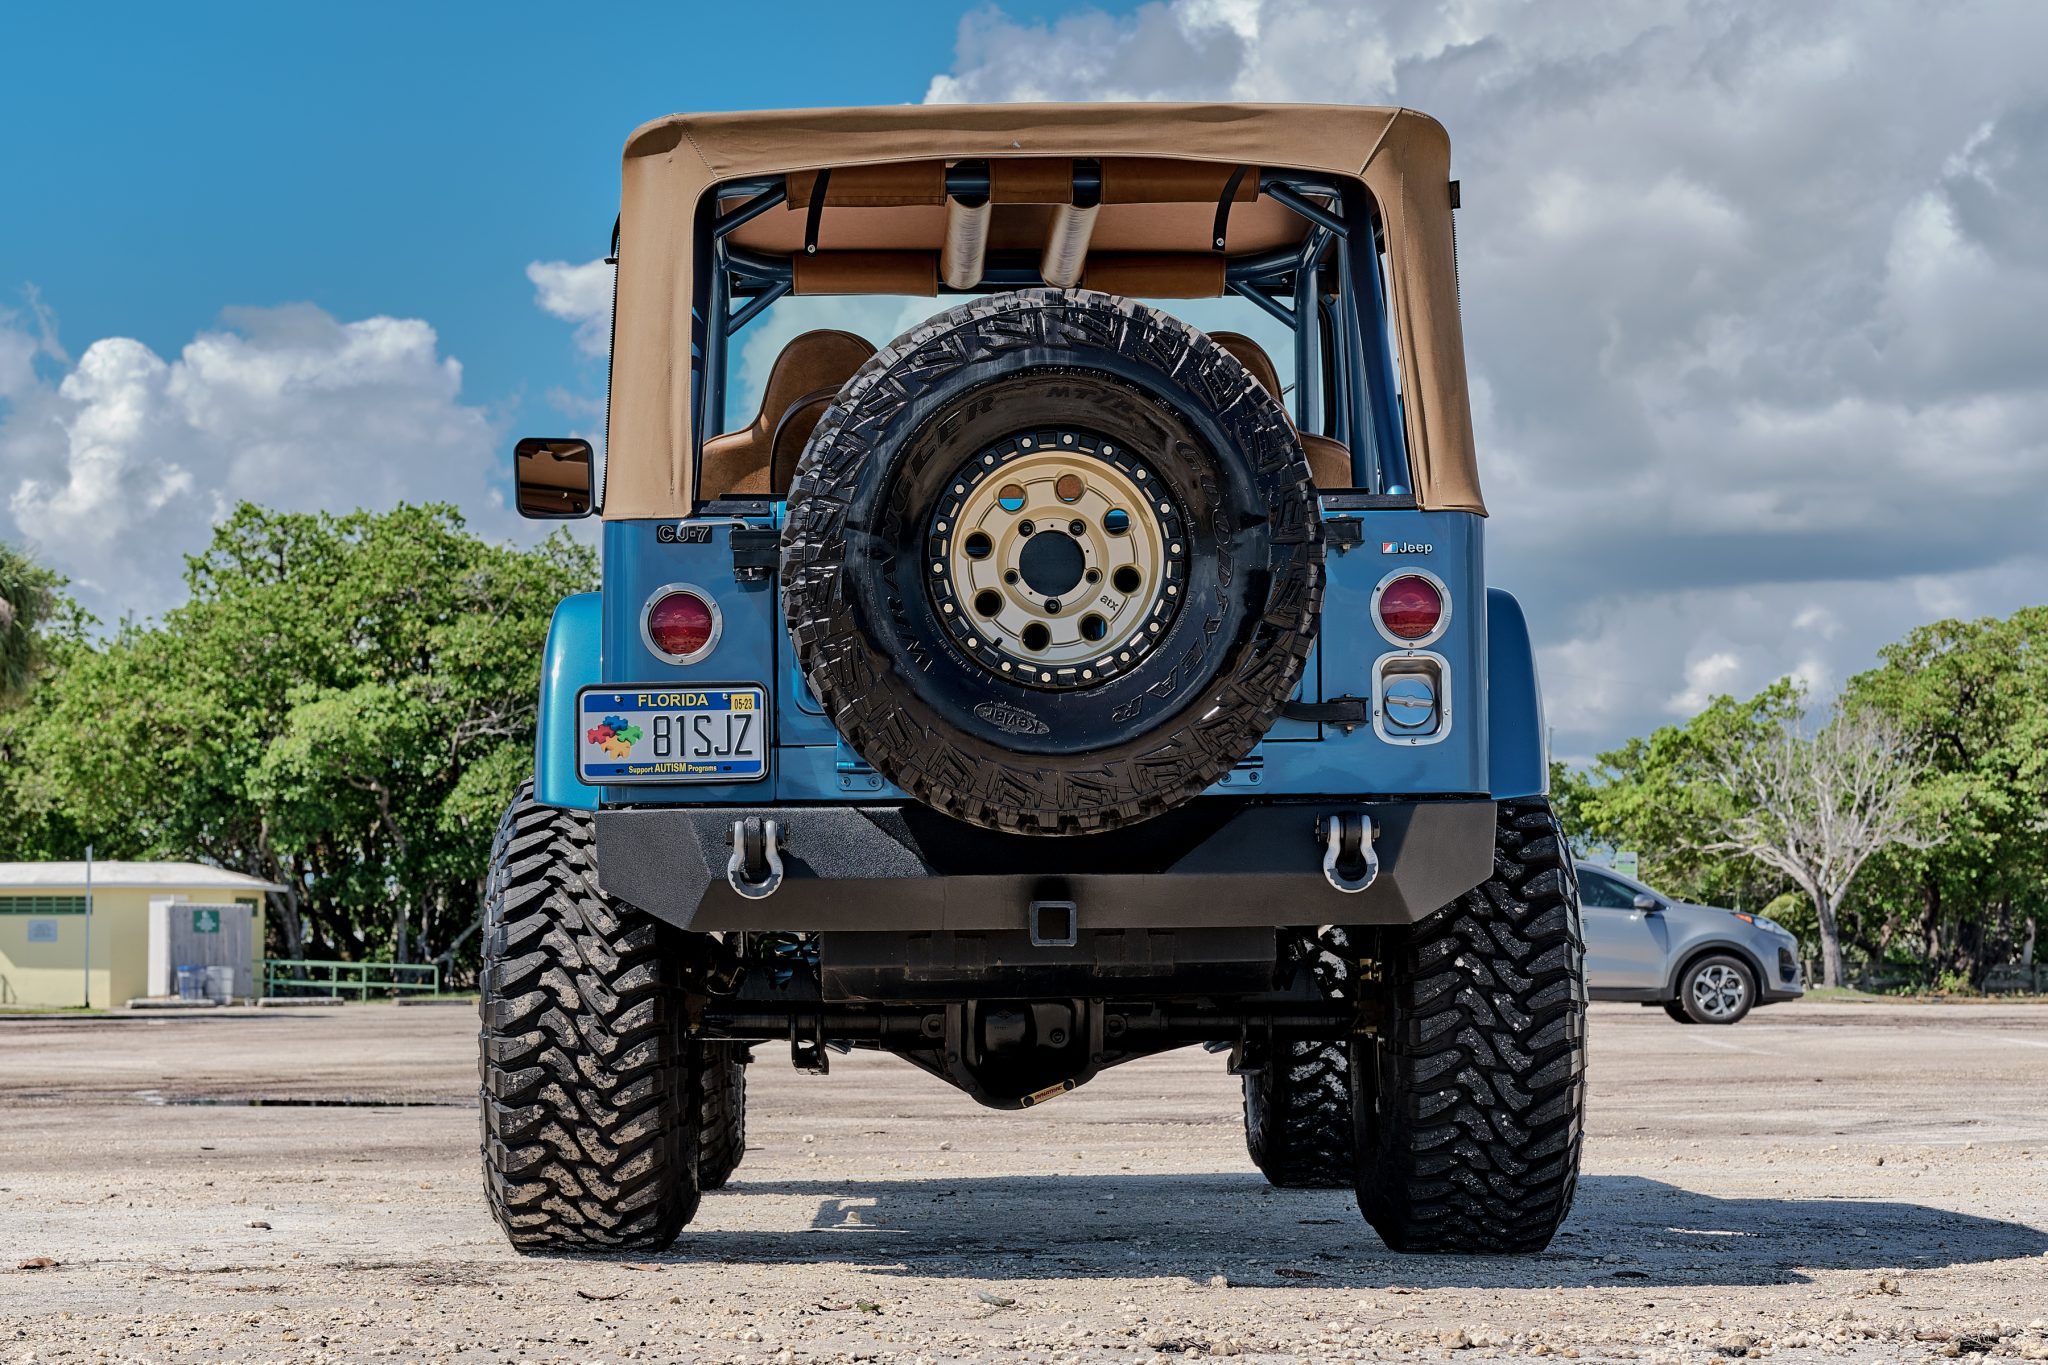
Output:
[693, 167, 1409, 497]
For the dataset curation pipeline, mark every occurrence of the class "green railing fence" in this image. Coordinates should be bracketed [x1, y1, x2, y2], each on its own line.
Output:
[261, 958, 441, 1000]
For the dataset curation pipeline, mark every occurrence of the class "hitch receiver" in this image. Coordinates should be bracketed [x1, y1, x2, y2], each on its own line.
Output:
[1028, 899, 1079, 948]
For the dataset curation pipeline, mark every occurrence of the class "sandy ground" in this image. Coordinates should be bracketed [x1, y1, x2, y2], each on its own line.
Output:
[2, 1000, 2045, 1363]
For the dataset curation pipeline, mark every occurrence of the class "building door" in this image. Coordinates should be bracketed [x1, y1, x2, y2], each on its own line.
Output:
[150, 901, 255, 1000]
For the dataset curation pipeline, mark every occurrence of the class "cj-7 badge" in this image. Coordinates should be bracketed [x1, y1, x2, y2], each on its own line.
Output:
[975, 701, 1051, 736]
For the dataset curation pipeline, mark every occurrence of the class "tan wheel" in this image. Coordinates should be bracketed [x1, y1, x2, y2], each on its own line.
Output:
[925, 431, 1187, 688]
[783, 289, 1322, 835]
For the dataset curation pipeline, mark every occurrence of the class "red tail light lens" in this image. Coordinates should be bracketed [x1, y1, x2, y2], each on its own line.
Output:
[644, 587, 720, 663]
[1376, 574, 1445, 642]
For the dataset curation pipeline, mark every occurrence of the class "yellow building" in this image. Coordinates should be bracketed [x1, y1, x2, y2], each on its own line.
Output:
[0, 861, 281, 1008]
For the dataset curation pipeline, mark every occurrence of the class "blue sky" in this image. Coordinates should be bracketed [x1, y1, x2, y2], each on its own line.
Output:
[0, 1, 1100, 425]
[3, 1, 2043, 759]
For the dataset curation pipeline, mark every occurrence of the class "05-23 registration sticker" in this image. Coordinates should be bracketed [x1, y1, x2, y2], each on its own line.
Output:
[576, 685, 768, 784]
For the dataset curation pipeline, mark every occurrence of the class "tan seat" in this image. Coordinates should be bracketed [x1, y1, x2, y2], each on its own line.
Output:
[700, 329, 877, 496]
[1210, 331, 1352, 488]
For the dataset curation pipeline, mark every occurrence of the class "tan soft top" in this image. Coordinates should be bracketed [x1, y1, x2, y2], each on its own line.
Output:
[606, 103, 1482, 517]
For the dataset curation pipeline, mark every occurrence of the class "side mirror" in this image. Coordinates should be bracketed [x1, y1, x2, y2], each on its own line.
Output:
[514, 437, 595, 519]
[1633, 893, 1662, 913]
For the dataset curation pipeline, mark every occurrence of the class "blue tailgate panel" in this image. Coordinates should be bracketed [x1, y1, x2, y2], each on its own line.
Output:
[599, 519, 785, 805]
[596, 509, 1487, 807]
[1250, 508, 1487, 798]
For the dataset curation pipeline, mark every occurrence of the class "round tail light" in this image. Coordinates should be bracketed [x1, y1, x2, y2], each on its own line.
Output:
[1375, 572, 1446, 643]
[643, 585, 721, 663]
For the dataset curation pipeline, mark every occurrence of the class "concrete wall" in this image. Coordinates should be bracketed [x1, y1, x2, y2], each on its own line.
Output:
[0, 886, 266, 1008]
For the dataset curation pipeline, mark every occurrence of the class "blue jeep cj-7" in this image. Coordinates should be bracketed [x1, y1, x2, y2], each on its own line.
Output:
[485, 102, 1586, 1256]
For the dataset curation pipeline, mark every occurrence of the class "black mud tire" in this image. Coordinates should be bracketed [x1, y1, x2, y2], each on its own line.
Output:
[1353, 797, 1588, 1254]
[1243, 929, 1356, 1188]
[783, 288, 1323, 836]
[696, 1043, 748, 1190]
[1245, 1041, 1354, 1188]
[478, 783, 701, 1253]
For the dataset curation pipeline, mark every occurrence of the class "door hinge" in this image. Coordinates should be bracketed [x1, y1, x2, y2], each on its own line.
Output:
[1322, 517, 1365, 553]
[1281, 696, 1369, 731]
[730, 526, 779, 583]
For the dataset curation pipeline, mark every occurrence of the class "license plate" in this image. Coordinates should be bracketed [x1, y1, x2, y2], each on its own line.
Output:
[576, 685, 768, 784]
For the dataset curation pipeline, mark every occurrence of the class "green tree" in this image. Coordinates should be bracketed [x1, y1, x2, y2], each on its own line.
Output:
[1700, 705, 1933, 988]
[0, 540, 60, 706]
[23, 503, 593, 966]
[1552, 680, 1805, 912]
[1559, 607, 2048, 990]
[1845, 608, 2048, 987]
[0, 548, 91, 862]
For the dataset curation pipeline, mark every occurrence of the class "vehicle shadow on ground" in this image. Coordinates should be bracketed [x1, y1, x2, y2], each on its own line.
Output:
[664, 1173, 2047, 1288]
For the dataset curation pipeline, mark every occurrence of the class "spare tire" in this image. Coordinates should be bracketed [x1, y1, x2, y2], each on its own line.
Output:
[783, 289, 1323, 835]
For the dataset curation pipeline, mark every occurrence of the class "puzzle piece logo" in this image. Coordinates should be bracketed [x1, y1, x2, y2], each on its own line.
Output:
[586, 712, 644, 760]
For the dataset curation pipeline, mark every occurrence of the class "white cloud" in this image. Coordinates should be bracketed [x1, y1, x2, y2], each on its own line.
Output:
[1535, 558, 2045, 768]
[526, 258, 623, 434]
[1789, 655, 1832, 698]
[0, 289, 64, 402]
[926, 0, 2048, 754]
[0, 302, 511, 622]
[0, 325, 42, 404]
[1668, 652, 1743, 717]
[1790, 605, 1840, 641]
[526, 259, 616, 359]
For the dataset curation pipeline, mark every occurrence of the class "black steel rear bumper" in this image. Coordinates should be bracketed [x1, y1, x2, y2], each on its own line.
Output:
[594, 798, 1496, 934]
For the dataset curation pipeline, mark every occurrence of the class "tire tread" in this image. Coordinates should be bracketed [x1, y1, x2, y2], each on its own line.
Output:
[478, 784, 699, 1252]
[1356, 797, 1587, 1254]
[783, 288, 1322, 835]
[696, 1045, 747, 1190]
[1245, 1040, 1355, 1188]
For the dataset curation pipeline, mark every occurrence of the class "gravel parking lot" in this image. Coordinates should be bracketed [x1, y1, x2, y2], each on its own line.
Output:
[3, 1000, 2044, 1362]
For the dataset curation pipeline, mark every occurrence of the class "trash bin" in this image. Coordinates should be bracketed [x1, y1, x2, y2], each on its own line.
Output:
[176, 966, 206, 1001]
[204, 965, 236, 1005]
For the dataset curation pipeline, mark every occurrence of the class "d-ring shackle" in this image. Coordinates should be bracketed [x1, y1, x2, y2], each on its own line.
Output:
[1319, 811, 1379, 894]
[726, 816, 785, 900]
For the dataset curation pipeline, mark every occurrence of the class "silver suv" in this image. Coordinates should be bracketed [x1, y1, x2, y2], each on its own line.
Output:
[1577, 862, 1804, 1024]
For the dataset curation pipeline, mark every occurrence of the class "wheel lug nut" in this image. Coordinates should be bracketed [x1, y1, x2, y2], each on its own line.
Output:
[1018, 520, 1035, 536]
[1004, 570, 1020, 584]
[1069, 520, 1085, 536]
[1046, 599, 1062, 613]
